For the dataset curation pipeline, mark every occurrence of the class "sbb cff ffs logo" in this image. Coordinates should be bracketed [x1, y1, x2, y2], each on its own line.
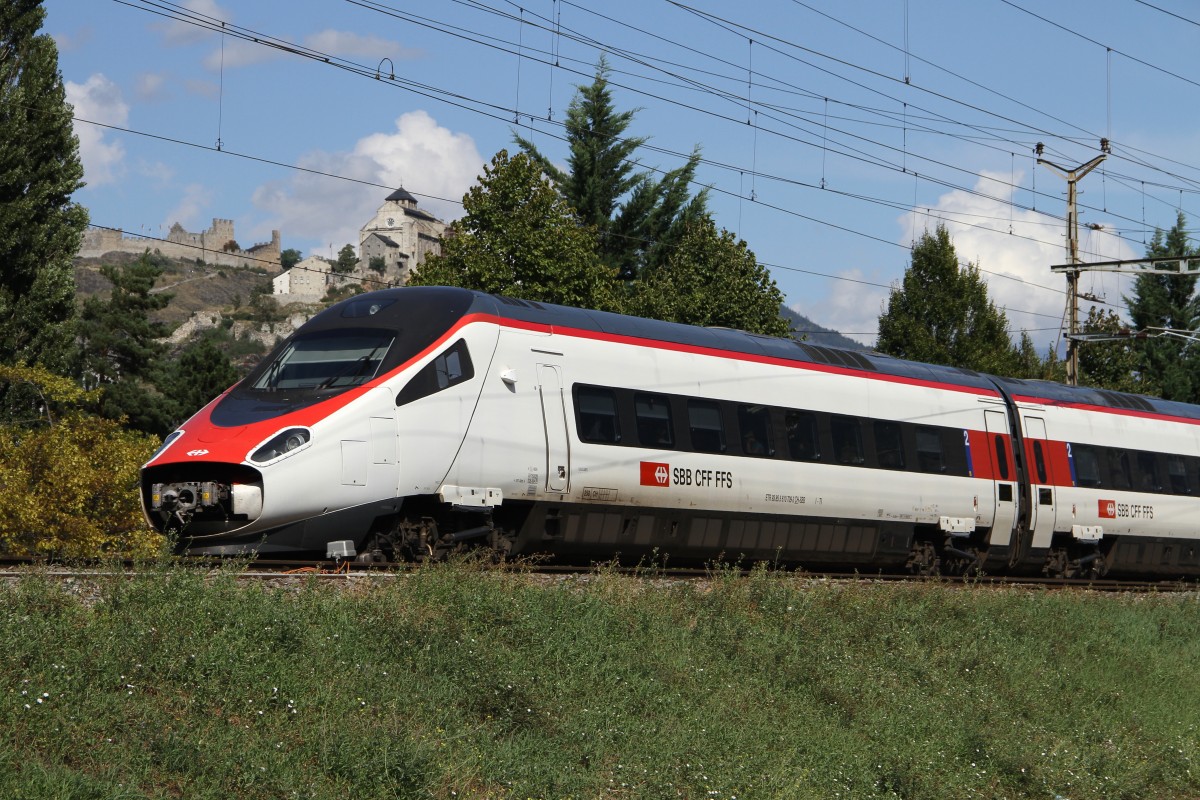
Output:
[641, 461, 670, 487]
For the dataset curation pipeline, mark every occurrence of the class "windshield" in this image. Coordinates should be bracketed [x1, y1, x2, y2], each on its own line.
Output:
[252, 329, 396, 392]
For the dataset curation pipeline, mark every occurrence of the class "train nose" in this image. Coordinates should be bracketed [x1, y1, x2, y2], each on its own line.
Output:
[149, 480, 264, 532]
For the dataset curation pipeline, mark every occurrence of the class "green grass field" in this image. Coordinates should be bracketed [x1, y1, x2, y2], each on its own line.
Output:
[1, 562, 1196, 799]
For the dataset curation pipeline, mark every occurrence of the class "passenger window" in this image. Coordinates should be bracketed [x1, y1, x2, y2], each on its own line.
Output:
[576, 386, 620, 444]
[874, 421, 905, 469]
[687, 400, 725, 453]
[784, 409, 820, 461]
[1107, 448, 1132, 490]
[1168, 455, 1190, 494]
[916, 427, 945, 473]
[831, 416, 864, 465]
[635, 393, 674, 448]
[395, 339, 474, 406]
[1032, 440, 1047, 484]
[1137, 452, 1160, 492]
[1072, 445, 1102, 488]
[993, 435, 1010, 480]
[737, 404, 773, 456]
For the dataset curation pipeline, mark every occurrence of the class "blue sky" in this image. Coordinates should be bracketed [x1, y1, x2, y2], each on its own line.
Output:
[48, 0, 1200, 347]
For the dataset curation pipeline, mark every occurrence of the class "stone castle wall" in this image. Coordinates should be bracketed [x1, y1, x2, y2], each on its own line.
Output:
[80, 219, 281, 269]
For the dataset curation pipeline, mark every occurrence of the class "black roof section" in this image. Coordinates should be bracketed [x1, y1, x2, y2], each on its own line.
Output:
[317, 287, 1200, 423]
[385, 187, 417, 203]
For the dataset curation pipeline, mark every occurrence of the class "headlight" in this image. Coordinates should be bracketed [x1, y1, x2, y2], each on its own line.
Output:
[250, 427, 311, 464]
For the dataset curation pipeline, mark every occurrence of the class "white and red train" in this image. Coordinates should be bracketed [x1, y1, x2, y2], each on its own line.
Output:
[141, 286, 1200, 578]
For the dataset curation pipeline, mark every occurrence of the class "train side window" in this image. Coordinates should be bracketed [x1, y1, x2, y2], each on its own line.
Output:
[1168, 455, 1190, 494]
[784, 409, 820, 461]
[576, 386, 621, 444]
[1032, 440, 1047, 484]
[993, 435, 1010, 480]
[687, 400, 726, 453]
[395, 339, 474, 406]
[831, 416, 864, 465]
[915, 426, 945, 473]
[1136, 452, 1161, 492]
[737, 405, 774, 456]
[1107, 448, 1132, 490]
[635, 393, 675, 448]
[1072, 444, 1102, 488]
[874, 421, 905, 469]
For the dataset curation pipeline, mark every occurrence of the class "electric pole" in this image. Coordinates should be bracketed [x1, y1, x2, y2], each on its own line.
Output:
[1037, 145, 1107, 386]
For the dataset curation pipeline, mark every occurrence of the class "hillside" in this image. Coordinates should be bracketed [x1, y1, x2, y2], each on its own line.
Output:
[75, 252, 870, 359]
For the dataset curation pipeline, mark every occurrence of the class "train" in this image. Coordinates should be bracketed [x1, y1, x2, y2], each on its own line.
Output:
[141, 286, 1200, 579]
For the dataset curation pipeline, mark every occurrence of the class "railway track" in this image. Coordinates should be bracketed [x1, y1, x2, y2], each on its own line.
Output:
[0, 555, 1195, 592]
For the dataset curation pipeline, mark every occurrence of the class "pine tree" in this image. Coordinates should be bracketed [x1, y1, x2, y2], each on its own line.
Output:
[0, 0, 88, 372]
[75, 253, 176, 434]
[409, 150, 622, 310]
[876, 225, 1019, 375]
[515, 59, 707, 279]
[160, 334, 239, 426]
[1125, 211, 1200, 402]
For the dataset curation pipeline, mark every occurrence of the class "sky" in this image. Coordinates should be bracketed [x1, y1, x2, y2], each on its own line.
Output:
[47, 0, 1200, 349]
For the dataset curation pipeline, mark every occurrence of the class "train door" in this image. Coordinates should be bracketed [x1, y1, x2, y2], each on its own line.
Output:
[537, 364, 571, 493]
[984, 410, 1018, 547]
[1022, 415, 1056, 550]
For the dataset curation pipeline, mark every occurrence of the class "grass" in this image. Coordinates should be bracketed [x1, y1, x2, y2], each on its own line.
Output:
[0, 561, 1196, 799]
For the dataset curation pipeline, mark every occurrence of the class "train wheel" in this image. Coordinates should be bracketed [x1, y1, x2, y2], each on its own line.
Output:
[906, 540, 941, 576]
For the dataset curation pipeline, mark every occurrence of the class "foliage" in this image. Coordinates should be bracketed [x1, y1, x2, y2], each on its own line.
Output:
[0, 564, 1197, 798]
[75, 252, 177, 435]
[158, 334, 240, 426]
[0, 364, 160, 557]
[1125, 211, 1200, 402]
[334, 243, 358, 274]
[1077, 307, 1153, 394]
[322, 280, 364, 303]
[367, 255, 386, 275]
[410, 150, 623, 310]
[516, 58, 708, 280]
[877, 225, 1022, 375]
[1012, 330, 1064, 381]
[220, 239, 240, 253]
[280, 247, 301, 270]
[0, 0, 88, 375]
[626, 217, 790, 336]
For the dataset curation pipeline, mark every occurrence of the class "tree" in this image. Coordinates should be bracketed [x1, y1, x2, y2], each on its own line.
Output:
[0, 0, 88, 373]
[626, 217, 790, 336]
[159, 334, 239, 425]
[334, 243, 358, 273]
[1125, 211, 1200, 402]
[368, 255, 386, 275]
[409, 150, 622, 310]
[516, 59, 707, 279]
[0, 363, 161, 558]
[75, 253, 176, 434]
[280, 248, 301, 270]
[1077, 307, 1151, 394]
[876, 225, 1019, 374]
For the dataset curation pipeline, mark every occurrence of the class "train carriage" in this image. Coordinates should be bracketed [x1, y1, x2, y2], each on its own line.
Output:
[141, 286, 1200, 579]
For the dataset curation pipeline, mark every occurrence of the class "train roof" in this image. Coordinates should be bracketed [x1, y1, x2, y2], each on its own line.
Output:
[320, 287, 1200, 423]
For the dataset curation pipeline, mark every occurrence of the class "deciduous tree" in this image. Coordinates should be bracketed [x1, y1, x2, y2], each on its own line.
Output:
[410, 150, 622, 310]
[626, 217, 790, 336]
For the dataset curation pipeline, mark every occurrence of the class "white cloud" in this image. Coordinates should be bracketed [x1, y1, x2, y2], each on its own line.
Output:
[201, 28, 418, 72]
[52, 27, 92, 53]
[138, 160, 175, 185]
[897, 170, 1138, 351]
[304, 30, 422, 62]
[790, 268, 891, 348]
[158, 0, 231, 45]
[65, 74, 129, 188]
[164, 183, 214, 232]
[135, 72, 169, 102]
[250, 110, 482, 252]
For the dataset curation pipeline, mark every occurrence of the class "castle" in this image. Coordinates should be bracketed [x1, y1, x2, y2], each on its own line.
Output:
[357, 188, 447, 284]
[79, 218, 282, 269]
